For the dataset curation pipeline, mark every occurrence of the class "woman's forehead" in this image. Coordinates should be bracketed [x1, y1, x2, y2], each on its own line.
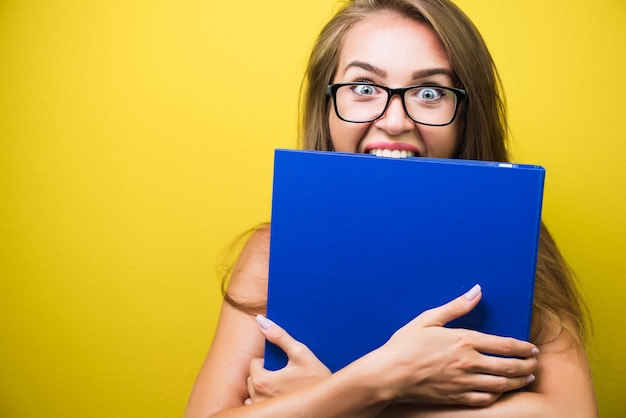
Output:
[337, 12, 452, 82]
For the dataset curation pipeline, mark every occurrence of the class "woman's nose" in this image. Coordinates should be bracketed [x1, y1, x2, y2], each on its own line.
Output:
[374, 95, 415, 135]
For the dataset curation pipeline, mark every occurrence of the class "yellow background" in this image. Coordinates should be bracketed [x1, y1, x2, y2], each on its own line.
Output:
[1, 0, 624, 416]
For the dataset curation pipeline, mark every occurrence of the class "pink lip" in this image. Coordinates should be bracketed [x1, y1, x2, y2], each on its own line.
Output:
[362, 141, 421, 155]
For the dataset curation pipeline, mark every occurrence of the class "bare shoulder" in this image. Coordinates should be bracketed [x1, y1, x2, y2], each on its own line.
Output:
[226, 224, 271, 306]
[243, 223, 271, 253]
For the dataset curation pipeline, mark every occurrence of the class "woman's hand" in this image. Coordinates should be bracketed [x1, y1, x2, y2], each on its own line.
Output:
[245, 315, 331, 405]
[372, 284, 539, 407]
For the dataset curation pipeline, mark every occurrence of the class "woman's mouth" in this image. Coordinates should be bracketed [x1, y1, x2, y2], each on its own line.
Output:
[368, 149, 415, 159]
[362, 141, 420, 159]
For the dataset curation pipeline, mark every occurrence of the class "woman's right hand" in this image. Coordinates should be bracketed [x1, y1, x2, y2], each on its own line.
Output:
[246, 315, 331, 404]
[372, 284, 539, 407]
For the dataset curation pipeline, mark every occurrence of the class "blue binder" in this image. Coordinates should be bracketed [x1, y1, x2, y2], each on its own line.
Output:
[265, 149, 545, 372]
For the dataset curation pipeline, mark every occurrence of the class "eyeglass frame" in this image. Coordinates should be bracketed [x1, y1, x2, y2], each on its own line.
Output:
[327, 83, 467, 127]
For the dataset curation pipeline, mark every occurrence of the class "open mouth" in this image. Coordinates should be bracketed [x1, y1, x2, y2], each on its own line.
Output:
[368, 149, 416, 159]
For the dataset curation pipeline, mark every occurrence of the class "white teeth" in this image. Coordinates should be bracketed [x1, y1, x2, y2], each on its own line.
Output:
[368, 149, 415, 159]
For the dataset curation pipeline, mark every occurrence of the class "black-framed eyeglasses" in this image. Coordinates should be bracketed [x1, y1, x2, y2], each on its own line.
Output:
[327, 83, 467, 126]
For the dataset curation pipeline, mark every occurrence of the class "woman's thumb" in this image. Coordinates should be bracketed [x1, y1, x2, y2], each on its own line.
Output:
[256, 315, 302, 357]
[416, 284, 482, 327]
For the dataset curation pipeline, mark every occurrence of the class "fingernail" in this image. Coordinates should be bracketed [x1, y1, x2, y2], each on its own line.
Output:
[526, 374, 536, 384]
[256, 314, 273, 331]
[531, 347, 540, 356]
[464, 284, 481, 301]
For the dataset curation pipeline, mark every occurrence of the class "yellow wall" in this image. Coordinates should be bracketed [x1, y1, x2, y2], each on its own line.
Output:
[1, 0, 624, 416]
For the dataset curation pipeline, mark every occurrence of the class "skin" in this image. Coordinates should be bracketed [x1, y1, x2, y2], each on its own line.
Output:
[184, 11, 598, 418]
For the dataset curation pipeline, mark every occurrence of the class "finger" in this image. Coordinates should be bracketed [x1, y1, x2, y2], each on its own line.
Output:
[256, 315, 307, 360]
[453, 391, 502, 407]
[478, 353, 538, 378]
[468, 373, 536, 394]
[248, 357, 268, 397]
[246, 375, 255, 400]
[466, 331, 539, 358]
[416, 284, 482, 327]
[249, 357, 265, 376]
[247, 367, 272, 402]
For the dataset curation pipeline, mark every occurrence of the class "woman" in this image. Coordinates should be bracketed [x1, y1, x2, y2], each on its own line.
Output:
[185, 0, 598, 416]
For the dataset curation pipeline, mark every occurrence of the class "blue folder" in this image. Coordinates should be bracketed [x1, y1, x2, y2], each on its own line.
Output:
[265, 149, 545, 372]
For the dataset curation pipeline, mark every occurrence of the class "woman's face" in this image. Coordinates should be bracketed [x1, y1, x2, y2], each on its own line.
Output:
[329, 11, 462, 158]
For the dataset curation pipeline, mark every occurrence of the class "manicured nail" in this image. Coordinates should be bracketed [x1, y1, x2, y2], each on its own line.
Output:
[256, 314, 273, 331]
[464, 284, 481, 301]
[526, 374, 536, 384]
[531, 347, 540, 356]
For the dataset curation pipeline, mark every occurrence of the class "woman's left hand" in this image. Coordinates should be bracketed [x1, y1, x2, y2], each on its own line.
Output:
[245, 315, 331, 405]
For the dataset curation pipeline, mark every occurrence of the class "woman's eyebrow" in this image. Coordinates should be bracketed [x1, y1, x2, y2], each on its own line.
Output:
[343, 61, 387, 78]
[412, 68, 454, 80]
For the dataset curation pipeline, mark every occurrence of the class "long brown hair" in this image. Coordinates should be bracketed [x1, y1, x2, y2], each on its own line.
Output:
[225, 0, 591, 344]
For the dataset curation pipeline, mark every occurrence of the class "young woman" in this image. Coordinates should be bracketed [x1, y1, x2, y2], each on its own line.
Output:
[185, 0, 598, 416]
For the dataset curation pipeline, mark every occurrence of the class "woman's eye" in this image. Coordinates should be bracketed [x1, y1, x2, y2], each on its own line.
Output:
[351, 84, 377, 96]
[417, 87, 443, 101]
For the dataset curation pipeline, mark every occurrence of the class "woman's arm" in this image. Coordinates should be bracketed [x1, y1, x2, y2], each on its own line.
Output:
[184, 228, 270, 417]
[378, 317, 598, 417]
